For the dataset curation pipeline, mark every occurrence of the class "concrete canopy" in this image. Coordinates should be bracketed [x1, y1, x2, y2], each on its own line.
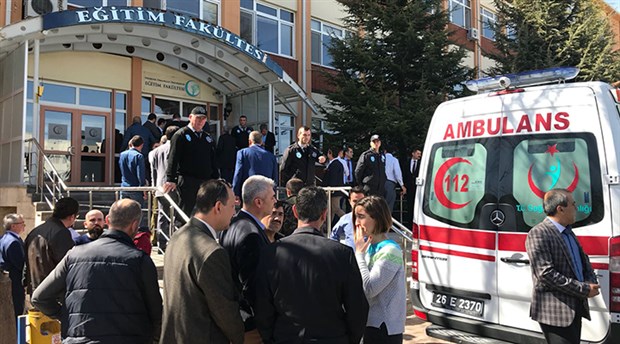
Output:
[0, 6, 317, 115]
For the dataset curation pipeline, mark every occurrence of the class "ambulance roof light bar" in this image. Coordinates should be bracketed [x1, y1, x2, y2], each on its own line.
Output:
[465, 67, 580, 93]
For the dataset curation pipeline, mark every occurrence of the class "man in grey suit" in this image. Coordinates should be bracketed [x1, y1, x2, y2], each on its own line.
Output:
[525, 188, 600, 344]
[161, 179, 243, 344]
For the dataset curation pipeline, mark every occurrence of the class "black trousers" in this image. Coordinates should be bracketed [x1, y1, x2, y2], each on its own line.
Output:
[178, 175, 206, 217]
[539, 314, 582, 344]
[363, 323, 403, 344]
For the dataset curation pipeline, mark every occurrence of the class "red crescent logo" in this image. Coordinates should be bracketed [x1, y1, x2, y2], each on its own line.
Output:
[433, 157, 472, 209]
[527, 162, 579, 199]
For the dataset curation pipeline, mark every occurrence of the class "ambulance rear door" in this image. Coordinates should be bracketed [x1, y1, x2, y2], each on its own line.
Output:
[495, 84, 610, 342]
[417, 94, 505, 326]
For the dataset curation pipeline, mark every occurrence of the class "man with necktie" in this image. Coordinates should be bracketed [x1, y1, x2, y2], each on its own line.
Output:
[402, 148, 421, 227]
[525, 188, 600, 344]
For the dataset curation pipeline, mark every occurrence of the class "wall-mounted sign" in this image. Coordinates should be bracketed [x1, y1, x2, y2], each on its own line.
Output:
[185, 80, 200, 97]
[143, 72, 202, 99]
[48, 123, 68, 140]
[42, 6, 284, 78]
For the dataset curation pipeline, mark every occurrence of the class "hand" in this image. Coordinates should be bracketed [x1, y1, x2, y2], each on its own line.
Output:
[401, 185, 407, 196]
[163, 182, 177, 193]
[354, 225, 371, 254]
[235, 196, 241, 206]
[587, 284, 600, 298]
[143, 191, 148, 200]
[318, 156, 327, 164]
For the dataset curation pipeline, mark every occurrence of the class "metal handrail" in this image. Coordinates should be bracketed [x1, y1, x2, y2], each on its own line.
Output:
[24, 137, 190, 254]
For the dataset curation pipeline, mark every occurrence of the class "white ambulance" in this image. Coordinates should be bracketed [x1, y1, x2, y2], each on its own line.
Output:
[411, 67, 620, 343]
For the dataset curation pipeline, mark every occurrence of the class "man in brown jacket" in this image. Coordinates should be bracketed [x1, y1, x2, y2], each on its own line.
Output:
[161, 179, 243, 344]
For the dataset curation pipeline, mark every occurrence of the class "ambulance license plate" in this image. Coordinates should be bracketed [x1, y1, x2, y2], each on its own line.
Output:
[431, 292, 484, 317]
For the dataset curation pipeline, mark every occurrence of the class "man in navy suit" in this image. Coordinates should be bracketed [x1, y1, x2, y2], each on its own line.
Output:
[0, 213, 26, 321]
[220, 175, 276, 344]
[232, 131, 278, 199]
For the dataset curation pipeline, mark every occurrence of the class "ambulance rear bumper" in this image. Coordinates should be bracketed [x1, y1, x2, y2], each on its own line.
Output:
[411, 288, 620, 344]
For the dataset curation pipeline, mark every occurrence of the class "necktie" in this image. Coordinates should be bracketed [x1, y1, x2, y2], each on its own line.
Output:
[412, 160, 417, 174]
[347, 160, 353, 183]
[562, 226, 584, 282]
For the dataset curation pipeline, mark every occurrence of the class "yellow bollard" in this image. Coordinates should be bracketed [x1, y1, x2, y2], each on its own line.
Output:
[27, 310, 61, 344]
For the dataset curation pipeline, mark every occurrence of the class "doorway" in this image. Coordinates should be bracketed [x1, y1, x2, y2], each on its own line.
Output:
[40, 106, 111, 184]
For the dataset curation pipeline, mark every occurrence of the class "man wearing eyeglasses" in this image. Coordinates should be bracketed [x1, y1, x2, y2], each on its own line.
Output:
[0, 213, 26, 322]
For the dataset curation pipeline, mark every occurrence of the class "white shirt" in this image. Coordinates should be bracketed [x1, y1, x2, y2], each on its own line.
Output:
[410, 158, 419, 174]
[336, 157, 350, 184]
[384, 153, 404, 186]
[194, 216, 218, 242]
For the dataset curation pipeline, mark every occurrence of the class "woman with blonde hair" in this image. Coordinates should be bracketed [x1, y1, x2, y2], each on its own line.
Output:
[353, 196, 406, 343]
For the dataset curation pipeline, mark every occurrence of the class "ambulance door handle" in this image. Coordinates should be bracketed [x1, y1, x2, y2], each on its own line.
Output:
[500, 257, 530, 265]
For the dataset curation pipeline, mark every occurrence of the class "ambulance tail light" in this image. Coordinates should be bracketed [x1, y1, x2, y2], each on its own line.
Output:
[610, 236, 620, 312]
[465, 67, 579, 93]
[411, 222, 420, 283]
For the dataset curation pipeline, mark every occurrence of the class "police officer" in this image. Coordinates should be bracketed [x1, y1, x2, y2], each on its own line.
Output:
[231, 115, 253, 150]
[164, 106, 219, 216]
[355, 134, 386, 197]
[280, 126, 321, 186]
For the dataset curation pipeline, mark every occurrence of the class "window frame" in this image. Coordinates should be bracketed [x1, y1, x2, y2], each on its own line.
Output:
[480, 7, 497, 41]
[311, 18, 347, 68]
[240, 1, 295, 58]
[448, 0, 472, 29]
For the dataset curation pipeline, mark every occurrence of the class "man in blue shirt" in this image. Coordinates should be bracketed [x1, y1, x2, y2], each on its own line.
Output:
[0, 213, 26, 321]
[120, 135, 146, 208]
[330, 186, 366, 250]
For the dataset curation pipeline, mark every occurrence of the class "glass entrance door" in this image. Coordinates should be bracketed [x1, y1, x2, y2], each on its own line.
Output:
[41, 107, 111, 184]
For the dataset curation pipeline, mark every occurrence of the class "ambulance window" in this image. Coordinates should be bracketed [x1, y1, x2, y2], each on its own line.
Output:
[424, 142, 487, 226]
[511, 134, 603, 230]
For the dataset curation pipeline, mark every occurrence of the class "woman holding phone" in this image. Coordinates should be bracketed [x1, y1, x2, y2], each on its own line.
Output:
[353, 196, 406, 344]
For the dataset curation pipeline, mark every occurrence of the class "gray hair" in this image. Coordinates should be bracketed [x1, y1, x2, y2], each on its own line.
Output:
[107, 199, 142, 229]
[249, 130, 262, 144]
[3, 214, 23, 232]
[242, 175, 275, 206]
[543, 188, 570, 216]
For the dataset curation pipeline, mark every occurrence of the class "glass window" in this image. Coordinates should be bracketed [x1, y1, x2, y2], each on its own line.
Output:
[240, 11, 254, 43]
[79, 88, 111, 108]
[114, 112, 126, 154]
[241, 2, 295, 57]
[26, 103, 33, 140]
[142, 96, 152, 113]
[27, 81, 33, 100]
[167, 0, 199, 17]
[108, 0, 129, 6]
[449, 0, 471, 29]
[69, 0, 128, 6]
[81, 114, 106, 154]
[182, 102, 206, 118]
[41, 83, 76, 104]
[311, 19, 346, 67]
[115, 93, 126, 110]
[203, 0, 219, 24]
[481, 8, 496, 40]
[155, 98, 181, 117]
[257, 16, 279, 53]
[241, 0, 253, 10]
[143, 0, 162, 8]
[423, 134, 603, 231]
[44, 110, 73, 151]
[257, 3, 277, 16]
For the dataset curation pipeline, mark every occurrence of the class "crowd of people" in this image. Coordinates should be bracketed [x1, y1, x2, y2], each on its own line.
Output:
[0, 109, 426, 343]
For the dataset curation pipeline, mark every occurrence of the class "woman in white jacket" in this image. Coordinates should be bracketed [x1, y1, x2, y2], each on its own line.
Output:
[353, 196, 406, 344]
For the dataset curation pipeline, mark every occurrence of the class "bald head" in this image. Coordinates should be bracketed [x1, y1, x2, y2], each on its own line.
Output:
[84, 209, 105, 239]
[106, 199, 142, 237]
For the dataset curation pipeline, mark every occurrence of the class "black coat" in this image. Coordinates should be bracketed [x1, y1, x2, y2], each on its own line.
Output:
[254, 227, 368, 344]
[166, 126, 219, 183]
[231, 125, 253, 150]
[216, 133, 237, 169]
[263, 131, 276, 153]
[219, 210, 271, 331]
[31, 230, 162, 344]
[322, 159, 345, 187]
[355, 149, 386, 196]
[279, 143, 321, 186]
[143, 120, 162, 143]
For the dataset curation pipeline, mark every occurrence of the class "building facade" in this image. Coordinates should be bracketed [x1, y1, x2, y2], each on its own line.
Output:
[0, 0, 619, 225]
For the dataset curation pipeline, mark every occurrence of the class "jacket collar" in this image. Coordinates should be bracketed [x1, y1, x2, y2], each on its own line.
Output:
[189, 217, 216, 240]
[234, 211, 270, 244]
[100, 229, 135, 246]
[292, 226, 323, 236]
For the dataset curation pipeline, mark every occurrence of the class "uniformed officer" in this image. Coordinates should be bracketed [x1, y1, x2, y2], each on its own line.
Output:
[164, 106, 219, 216]
[231, 115, 253, 150]
[280, 126, 321, 186]
[355, 134, 387, 197]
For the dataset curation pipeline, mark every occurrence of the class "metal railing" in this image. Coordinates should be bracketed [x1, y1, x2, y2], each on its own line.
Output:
[24, 138, 190, 254]
[24, 138, 412, 254]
